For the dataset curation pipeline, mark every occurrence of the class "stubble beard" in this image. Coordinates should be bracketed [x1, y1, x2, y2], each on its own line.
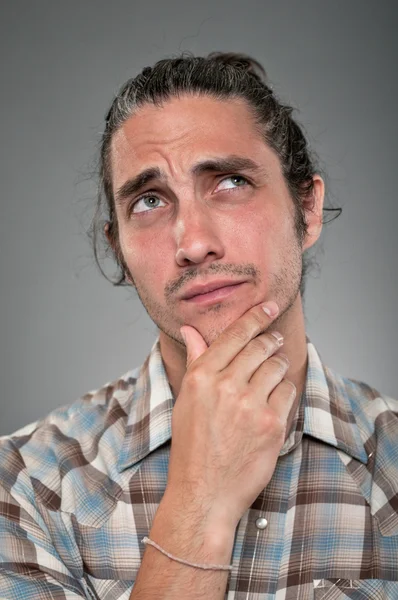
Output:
[125, 241, 304, 348]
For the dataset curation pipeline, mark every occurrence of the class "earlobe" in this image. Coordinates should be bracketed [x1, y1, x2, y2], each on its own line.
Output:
[104, 221, 134, 286]
[104, 221, 119, 256]
[104, 222, 112, 246]
[303, 175, 325, 251]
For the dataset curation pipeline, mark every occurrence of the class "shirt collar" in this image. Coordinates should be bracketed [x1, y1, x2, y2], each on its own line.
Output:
[281, 338, 368, 464]
[117, 336, 368, 473]
[117, 339, 174, 472]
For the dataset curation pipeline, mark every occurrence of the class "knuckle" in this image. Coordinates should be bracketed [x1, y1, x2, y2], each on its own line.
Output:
[227, 325, 250, 345]
[238, 393, 251, 416]
[185, 363, 203, 387]
[226, 311, 267, 346]
[261, 410, 276, 430]
[270, 354, 289, 373]
[261, 410, 285, 438]
[277, 353, 290, 366]
[269, 331, 284, 346]
[251, 337, 269, 356]
[217, 375, 236, 397]
[250, 310, 266, 331]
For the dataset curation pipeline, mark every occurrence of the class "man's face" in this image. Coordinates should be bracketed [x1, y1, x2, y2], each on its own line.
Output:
[110, 95, 308, 347]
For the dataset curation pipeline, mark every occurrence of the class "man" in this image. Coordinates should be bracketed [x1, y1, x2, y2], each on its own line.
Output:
[0, 53, 397, 599]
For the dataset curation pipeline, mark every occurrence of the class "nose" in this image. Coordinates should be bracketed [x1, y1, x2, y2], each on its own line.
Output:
[174, 204, 225, 267]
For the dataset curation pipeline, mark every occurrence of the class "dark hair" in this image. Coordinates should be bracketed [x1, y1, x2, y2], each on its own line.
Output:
[89, 51, 341, 297]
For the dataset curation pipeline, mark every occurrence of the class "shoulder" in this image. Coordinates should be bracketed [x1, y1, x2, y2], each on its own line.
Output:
[325, 365, 398, 439]
[0, 366, 140, 498]
[325, 367, 398, 535]
[344, 374, 398, 469]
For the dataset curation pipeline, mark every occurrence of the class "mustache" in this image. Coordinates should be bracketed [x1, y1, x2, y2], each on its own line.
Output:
[164, 263, 260, 300]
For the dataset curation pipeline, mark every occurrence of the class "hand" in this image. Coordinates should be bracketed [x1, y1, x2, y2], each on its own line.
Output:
[165, 301, 297, 531]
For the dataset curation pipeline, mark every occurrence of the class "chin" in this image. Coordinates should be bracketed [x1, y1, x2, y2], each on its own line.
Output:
[191, 305, 251, 345]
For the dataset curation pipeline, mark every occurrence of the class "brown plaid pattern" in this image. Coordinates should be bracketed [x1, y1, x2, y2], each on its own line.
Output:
[0, 338, 397, 599]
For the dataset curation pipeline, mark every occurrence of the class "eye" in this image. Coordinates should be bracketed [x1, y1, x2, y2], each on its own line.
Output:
[216, 175, 249, 191]
[131, 194, 166, 214]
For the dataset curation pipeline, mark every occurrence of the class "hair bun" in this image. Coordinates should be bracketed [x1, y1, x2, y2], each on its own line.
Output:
[206, 52, 268, 84]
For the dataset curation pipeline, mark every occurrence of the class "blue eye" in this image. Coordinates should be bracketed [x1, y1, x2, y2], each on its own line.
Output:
[217, 175, 249, 191]
[130, 175, 249, 216]
[132, 195, 166, 214]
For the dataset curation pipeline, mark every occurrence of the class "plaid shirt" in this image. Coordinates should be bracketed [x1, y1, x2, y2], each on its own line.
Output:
[1, 338, 398, 599]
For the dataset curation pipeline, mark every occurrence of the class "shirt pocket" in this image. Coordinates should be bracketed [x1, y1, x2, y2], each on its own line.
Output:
[313, 578, 398, 599]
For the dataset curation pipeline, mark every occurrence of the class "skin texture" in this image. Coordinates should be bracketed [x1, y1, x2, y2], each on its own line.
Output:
[107, 93, 325, 600]
[108, 94, 324, 406]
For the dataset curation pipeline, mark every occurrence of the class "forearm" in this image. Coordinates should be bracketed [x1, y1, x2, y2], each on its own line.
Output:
[129, 491, 236, 600]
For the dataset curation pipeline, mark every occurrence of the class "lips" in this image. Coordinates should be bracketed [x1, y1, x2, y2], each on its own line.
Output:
[180, 280, 246, 300]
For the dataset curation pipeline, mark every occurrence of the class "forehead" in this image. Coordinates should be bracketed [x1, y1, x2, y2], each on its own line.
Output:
[110, 95, 271, 178]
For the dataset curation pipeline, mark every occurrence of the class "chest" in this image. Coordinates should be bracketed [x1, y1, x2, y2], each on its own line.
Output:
[53, 441, 398, 599]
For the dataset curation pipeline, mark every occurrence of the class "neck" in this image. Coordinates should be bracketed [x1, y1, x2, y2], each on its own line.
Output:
[159, 295, 308, 436]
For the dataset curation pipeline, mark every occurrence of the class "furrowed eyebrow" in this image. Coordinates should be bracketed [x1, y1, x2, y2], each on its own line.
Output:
[114, 155, 265, 206]
[191, 156, 263, 177]
[115, 167, 164, 206]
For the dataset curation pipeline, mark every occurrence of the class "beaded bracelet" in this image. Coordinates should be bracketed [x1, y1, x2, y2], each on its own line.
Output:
[141, 537, 233, 571]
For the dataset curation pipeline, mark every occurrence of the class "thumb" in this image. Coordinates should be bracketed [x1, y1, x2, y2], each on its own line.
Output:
[180, 325, 208, 367]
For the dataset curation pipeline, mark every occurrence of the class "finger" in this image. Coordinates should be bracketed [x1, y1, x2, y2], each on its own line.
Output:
[267, 379, 297, 423]
[248, 353, 291, 399]
[180, 325, 209, 367]
[201, 300, 280, 372]
[223, 331, 284, 389]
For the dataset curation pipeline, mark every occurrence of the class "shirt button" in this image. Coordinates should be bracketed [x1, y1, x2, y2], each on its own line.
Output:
[255, 517, 268, 530]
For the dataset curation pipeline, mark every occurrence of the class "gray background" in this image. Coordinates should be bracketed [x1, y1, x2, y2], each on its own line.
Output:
[1, 0, 397, 436]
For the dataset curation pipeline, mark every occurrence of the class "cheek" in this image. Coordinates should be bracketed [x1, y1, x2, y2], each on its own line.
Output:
[229, 204, 296, 271]
[119, 226, 173, 280]
[228, 206, 276, 252]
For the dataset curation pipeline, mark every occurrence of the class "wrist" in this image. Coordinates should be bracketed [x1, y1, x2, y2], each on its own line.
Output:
[161, 485, 238, 534]
[151, 490, 236, 564]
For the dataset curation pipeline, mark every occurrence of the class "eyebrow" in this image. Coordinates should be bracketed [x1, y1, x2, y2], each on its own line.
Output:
[114, 155, 265, 206]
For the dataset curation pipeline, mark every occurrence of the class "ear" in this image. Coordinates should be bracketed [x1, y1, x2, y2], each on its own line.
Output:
[104, 221, 113, 248]
[104, 222, 134, 285]
[302, 175, 325, 251]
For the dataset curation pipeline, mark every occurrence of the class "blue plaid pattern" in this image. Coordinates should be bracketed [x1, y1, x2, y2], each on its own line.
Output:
[0, 338, 397, 599]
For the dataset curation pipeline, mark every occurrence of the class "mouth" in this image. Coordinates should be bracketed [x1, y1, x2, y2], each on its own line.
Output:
[181, 281, 247, 305]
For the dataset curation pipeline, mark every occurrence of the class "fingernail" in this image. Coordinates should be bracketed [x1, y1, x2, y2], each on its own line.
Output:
[270, 331, 284, 345]
[180, 328, 187, 345]
[262, 301, 279, 317]
[278, 353, 290, 366]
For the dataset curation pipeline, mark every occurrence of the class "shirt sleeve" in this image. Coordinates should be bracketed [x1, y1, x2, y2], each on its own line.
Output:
[0, 439, 94, 600]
